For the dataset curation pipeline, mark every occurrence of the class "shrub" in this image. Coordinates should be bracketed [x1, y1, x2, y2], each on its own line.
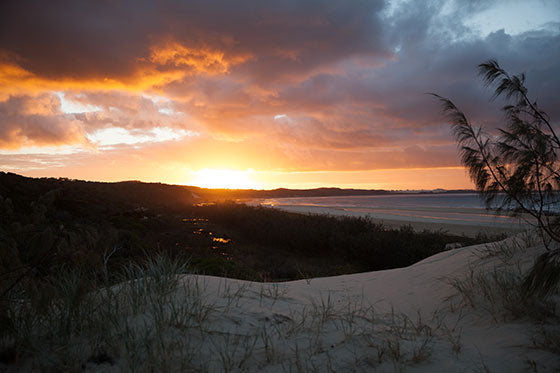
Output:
[433, 60, 560, 295]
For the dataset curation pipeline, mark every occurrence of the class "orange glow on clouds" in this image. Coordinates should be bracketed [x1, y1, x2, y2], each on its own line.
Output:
[149, 42, 251, 75]
[0, 61, 183, 99]
[6, 1, 552, 191]
[1, 40, 249, 98]
[249, 167, 471, 190]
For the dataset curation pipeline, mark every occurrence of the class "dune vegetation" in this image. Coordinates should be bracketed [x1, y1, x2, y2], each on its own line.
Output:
[0, 172, 489, 284]
[1, 172, 558, 371]
[1, 227, 558, 371]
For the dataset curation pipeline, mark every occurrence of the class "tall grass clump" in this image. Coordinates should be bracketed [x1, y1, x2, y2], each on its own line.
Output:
[0, 253, 205, 371]
[0, 250, 464, 372]
[445, 234, 559, 358]
[447, 234, 558, 322]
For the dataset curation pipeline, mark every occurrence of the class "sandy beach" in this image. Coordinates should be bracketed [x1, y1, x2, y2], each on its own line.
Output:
[261, 203, 529, 237]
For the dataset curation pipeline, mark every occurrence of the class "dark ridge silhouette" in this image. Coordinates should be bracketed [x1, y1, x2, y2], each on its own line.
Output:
[0, 171, 489, 287]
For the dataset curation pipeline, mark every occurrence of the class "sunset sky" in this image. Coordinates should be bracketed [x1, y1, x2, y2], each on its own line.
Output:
[1, 0, 559, 190]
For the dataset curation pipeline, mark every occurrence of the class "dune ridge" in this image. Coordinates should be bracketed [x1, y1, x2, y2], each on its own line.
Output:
[70, 233, 558, 372]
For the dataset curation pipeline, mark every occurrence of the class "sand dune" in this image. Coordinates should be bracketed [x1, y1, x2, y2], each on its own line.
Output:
[81, 233, 559, 372]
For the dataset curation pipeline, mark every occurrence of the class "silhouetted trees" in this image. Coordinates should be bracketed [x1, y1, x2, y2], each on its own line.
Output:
[433, 60, 560, 295]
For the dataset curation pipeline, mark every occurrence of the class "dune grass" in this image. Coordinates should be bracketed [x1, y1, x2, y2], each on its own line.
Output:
[446, 233, 558, 322]
[2, 234, 559, 372]
[445, 233, 560, 364]
[0, 252, 453, 372]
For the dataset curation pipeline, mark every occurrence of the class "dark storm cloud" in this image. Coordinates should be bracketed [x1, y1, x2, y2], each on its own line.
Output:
[376, 0, 560, 125]
[0, 0, 389, 82]
[268, 2, 560, 145]
[374, 27, 560, 127]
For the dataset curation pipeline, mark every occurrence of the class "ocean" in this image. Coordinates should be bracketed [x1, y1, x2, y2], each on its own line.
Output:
[255, 193, 530, 231]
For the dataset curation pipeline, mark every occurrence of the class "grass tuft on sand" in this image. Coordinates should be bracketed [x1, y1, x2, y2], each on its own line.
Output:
[1, 232, 559, 372]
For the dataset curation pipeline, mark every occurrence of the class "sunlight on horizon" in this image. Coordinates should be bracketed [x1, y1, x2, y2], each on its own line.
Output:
[188, 168, 261, 189]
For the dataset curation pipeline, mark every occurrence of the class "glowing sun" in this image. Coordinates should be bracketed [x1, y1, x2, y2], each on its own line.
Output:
[189, 169, 260, 189]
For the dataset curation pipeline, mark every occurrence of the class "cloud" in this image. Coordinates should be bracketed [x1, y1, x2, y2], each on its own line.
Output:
[0, 89, 200, 148]
[0, 0, 389, 85]
[0, 94, 88, 148]
[0, 0, 558, 183]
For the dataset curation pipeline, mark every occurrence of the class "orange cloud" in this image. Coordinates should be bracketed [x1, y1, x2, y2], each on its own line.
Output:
[149, 41, 251, 75]
[0, 61, 184, 99]
[0, 40, 249, 99]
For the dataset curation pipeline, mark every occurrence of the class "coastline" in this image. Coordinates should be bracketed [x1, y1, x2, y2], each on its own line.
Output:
[260, 203, 529, 237]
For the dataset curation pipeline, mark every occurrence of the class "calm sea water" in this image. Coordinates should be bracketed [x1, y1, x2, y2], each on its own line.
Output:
[256, 193, 528, 228]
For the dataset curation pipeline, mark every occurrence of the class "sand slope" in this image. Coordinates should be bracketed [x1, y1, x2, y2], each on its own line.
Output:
[81, 234, 559, 372]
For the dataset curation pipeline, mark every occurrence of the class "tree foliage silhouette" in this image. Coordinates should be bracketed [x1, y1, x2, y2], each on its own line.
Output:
[432, 60, 560, 295]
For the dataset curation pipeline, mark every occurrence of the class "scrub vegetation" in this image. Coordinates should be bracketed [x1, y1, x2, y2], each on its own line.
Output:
[0, 171, 487, 286]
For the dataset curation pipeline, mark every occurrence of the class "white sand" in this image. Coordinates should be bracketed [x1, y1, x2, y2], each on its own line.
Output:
[266, 204, 529, 237]
[85, 233, 559, 372]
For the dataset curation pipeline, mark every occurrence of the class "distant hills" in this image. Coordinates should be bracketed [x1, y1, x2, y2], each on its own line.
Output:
[0, 172, 196, 213]
[0, 172, 475, 205]
[189, 186, 476, 201]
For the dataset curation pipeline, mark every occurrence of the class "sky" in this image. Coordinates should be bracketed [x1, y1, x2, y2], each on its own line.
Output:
[0, 0, 559, 190]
